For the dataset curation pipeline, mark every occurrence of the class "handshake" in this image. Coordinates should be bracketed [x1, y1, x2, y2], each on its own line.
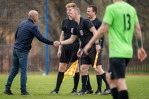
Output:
[53, 41, 61, 47]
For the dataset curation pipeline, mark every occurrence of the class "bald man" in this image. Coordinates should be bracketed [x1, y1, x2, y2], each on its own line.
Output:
[4, 10, 55, 95]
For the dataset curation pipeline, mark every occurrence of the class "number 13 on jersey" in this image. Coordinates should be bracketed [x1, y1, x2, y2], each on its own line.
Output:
[123, 14, 131, 31]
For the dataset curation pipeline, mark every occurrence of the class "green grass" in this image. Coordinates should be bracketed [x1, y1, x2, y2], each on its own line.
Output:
[0, 73, 149, 99]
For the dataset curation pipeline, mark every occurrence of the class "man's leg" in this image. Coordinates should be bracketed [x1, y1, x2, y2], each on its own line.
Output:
[4, 49, 19, 95]
[117, 58, 130, 99]
[19, 50, 29, 95]
[72, 69, 80, 93]
[95, 74, 102, 94]
[108, 58, 130, 99]
[95, 66, 110, 94]
[93, 50, 109, 94]
[116, 78, 128, 99]
[86, 74, 93, 94]
[71, 43, 80, 93]
[106, 73, 118, 99]
[78, 64, 90, 95]
[51, 63, 67, 94]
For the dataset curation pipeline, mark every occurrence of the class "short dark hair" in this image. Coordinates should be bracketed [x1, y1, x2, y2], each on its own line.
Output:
[88, 5, 97, 14]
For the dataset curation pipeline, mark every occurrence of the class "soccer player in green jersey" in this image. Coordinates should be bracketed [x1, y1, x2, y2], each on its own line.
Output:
[84, 0, 147, 99]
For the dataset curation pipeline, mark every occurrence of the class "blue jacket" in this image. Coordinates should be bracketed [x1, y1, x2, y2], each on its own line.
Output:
[14, 19, 53, 51]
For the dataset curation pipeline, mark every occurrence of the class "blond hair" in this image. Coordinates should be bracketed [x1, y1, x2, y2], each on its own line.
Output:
[65, 2, 77, 8]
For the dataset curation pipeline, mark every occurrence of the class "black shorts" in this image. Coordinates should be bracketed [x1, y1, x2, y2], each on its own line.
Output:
[60, 43, 79, 63]
[109, 58, 130, 79]
[80, 45, 102, 66]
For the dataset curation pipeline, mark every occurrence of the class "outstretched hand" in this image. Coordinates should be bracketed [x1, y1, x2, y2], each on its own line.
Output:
[138, 48, 147, 62]
[53, 41, 60, 47]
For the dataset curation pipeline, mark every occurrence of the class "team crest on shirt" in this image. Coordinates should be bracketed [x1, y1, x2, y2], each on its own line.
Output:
[71, 28, 74, 33]
[79, 30, 84, 36]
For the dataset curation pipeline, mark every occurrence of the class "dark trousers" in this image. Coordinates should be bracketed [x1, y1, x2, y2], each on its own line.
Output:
[5, 48, 29, 93]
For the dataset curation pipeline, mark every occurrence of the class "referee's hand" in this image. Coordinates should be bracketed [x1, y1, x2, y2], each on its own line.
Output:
[84, 43, 92, 55]
[95, 44, 101, 52]
[57, 50, 61, 58]
[77, 48, 82, 57]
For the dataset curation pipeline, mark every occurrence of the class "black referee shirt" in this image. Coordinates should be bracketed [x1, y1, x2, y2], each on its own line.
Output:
[62, 18, 79, 43]
[91, 18, 104, 48]
[73, 17, 94, 48]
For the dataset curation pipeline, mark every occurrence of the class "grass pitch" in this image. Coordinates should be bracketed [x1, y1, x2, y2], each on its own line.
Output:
[0, 73, 149, 99]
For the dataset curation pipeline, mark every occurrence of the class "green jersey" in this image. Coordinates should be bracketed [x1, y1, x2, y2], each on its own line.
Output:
[103, 1, 138, 58]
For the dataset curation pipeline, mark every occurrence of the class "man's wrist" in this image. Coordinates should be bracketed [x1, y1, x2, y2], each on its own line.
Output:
[95, 42, 99, 45]
[59, 41, 61, 45]
[79, 48, 82, 50]
[137, 39, 143, 48]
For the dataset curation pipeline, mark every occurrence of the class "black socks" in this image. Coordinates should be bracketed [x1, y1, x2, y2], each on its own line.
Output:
[73, 72, 80, 90]
[100, 73, 109, 89]
[55, 72, 64, 91]
[81, 75, 88, 91]
[96, 75, 102, 91]
[87, 74, 92, 90]
[111, 88, 118, 99]
[111, 88, 129, 99]
[118, 90, 129, 99]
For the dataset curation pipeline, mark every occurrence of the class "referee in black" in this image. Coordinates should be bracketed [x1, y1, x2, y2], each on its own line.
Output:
[86, 5, 110, 95]
[54, 7, 102, 95]
[50, 3, 80, 94]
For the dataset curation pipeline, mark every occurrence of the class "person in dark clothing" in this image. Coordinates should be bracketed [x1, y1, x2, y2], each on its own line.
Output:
[86, 5, 110, 95]
[4, 10, 56, 95]
[50, 3, 80, 95]
[54, 7, 101, 95]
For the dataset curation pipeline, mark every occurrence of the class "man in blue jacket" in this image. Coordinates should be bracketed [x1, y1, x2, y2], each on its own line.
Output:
[4, 10, 56, 95]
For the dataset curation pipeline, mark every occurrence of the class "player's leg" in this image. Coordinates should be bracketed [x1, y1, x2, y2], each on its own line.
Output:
[116, 58, 130, 99]
[106, 72, 118, 99]
[108, 58, 130, 99]
[116, 78, 128, 99]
